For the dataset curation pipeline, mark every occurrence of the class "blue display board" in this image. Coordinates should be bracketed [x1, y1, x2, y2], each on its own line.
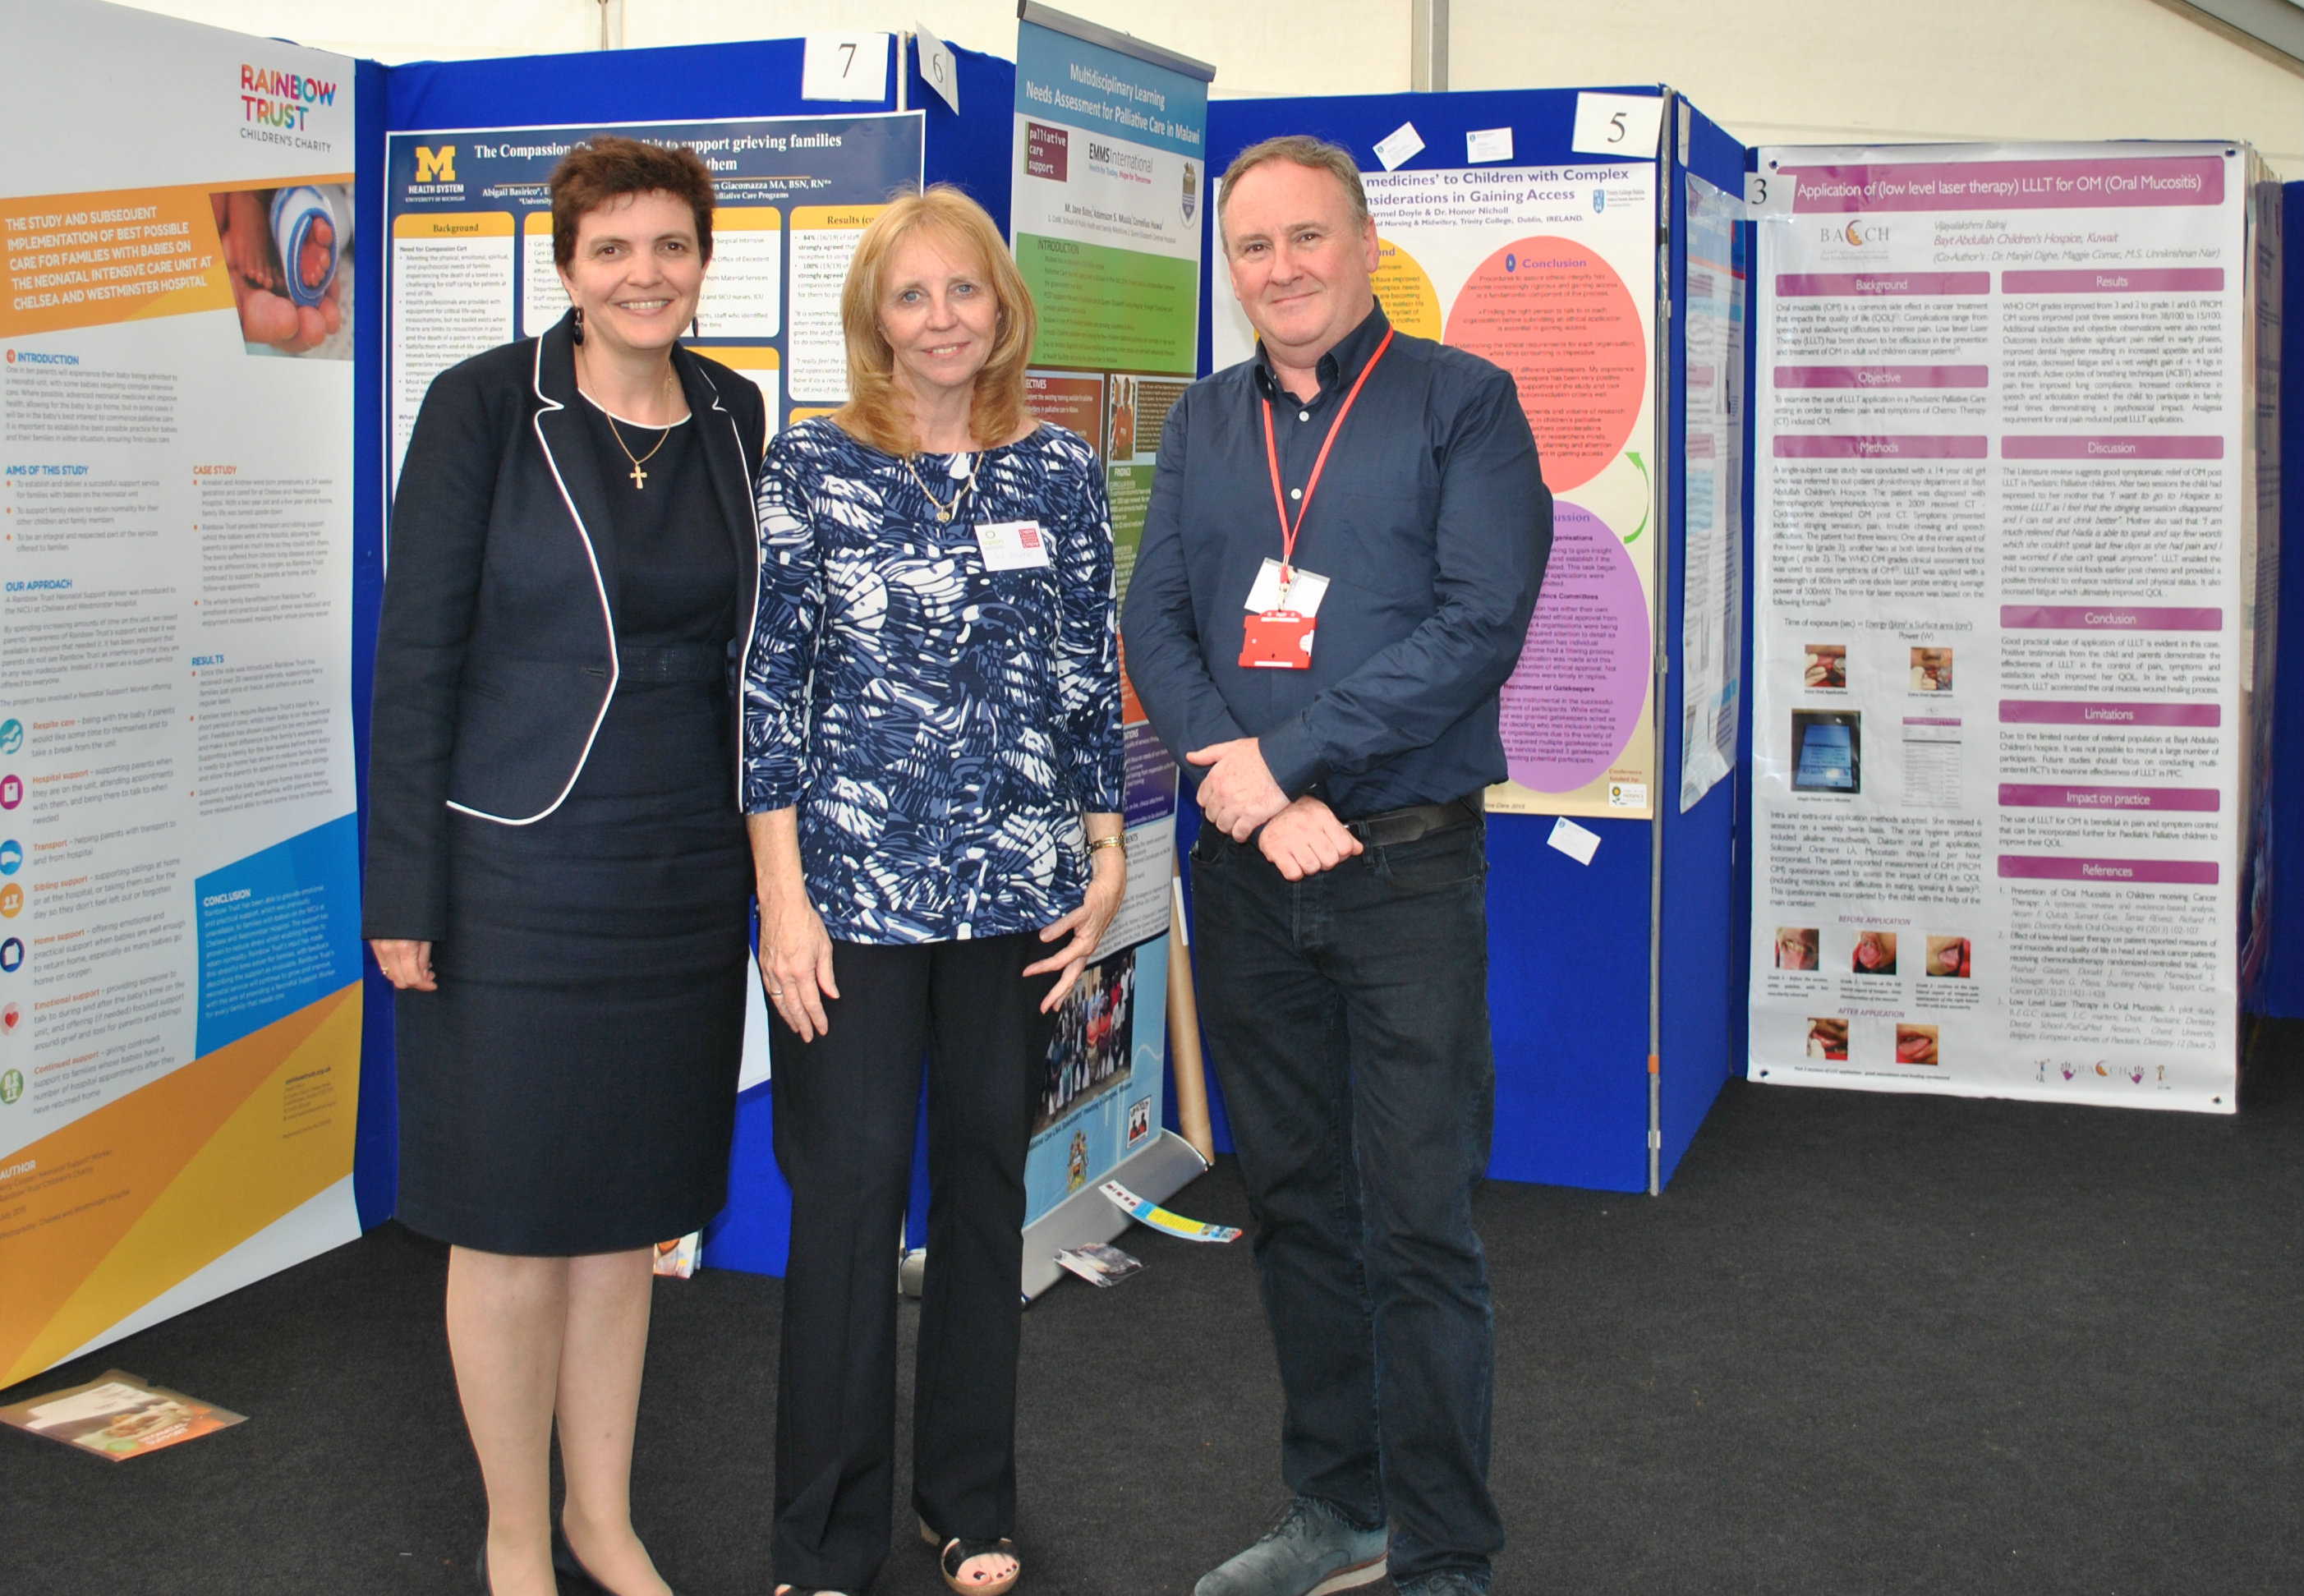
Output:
[2256, 179, 2302, 1017]
[349, 37, 1020, 1264]
[1190, 89, 1747, 1191]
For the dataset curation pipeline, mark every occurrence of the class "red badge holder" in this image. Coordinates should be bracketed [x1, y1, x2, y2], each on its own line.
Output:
[1240, 609, 1317, 669]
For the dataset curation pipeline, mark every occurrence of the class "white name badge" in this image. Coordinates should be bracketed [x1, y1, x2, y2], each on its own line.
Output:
[975, 519, 1051, 571]
[1243, 558, 1330, 617]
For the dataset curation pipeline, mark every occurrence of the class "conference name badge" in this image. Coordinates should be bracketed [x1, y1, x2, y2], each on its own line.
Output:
[974, 519, 1051, 571]
[1241, 609, 1317, 669]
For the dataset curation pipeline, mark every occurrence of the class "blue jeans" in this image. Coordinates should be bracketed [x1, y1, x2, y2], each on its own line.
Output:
[1189, 816, 1502, 1586]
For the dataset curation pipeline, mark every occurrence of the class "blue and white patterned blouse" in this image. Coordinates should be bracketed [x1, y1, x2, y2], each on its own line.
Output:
[743, 418, 1125, 945]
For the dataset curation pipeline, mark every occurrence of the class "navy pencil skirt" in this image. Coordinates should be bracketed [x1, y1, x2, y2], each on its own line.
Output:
[392, 672, 753, 1256]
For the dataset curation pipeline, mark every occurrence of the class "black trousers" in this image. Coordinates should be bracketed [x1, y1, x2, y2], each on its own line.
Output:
[769, 931, 1055, 1592]
[1190, 818, 1503, 1585]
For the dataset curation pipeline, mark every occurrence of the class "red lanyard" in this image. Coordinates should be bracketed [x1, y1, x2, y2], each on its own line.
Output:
[1260, 327, 1394, 587]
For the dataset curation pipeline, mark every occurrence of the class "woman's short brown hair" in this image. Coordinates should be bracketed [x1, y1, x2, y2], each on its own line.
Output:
[833, 185, 1037, 457]
[550, 136, 716, 270]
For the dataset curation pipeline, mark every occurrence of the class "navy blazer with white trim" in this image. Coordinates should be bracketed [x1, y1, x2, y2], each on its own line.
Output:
[365, 311, 767, 942]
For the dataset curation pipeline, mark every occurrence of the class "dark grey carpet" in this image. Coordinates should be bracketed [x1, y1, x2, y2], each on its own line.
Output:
[7, 1029, 2302, 1595]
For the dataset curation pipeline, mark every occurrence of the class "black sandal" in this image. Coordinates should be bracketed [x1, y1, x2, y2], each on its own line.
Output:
[918, 1521, 1020, 1595]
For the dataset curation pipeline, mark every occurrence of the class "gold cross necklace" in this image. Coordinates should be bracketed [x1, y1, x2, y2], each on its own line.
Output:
[583, 356, 680, 490]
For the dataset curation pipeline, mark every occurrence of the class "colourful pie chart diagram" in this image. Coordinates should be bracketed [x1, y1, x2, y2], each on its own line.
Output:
[1498, 503, 1651, 793]
[1443, 236, 1647, 493]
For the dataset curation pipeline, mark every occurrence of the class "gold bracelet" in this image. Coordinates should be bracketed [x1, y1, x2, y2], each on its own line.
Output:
[1087, 835, 1126, 854]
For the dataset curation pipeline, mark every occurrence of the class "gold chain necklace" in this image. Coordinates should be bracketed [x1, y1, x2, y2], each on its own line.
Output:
[904, 448, 981, 525]
[584, 360, 680, 490]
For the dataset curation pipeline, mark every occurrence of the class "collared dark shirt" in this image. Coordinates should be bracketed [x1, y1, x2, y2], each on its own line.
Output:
[1121, 305, 1552, 819]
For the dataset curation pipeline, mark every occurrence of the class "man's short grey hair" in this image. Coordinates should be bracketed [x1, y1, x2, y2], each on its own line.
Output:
[1216, 136, 1371, 238]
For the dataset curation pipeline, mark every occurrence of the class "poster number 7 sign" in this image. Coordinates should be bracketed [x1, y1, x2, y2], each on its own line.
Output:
[802, 32, 891, 101]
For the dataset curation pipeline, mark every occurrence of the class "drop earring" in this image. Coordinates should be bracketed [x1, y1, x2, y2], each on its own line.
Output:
[571, 305, 586, 344]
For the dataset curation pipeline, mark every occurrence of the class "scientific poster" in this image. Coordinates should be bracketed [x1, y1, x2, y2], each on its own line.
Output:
[1212, 159, 1661, 819]
[1747, 142, 2271, 1111]
[0, 1, 363, 1384]
[1011, 12, 1202, 1226]
[384, 112, 925, 495]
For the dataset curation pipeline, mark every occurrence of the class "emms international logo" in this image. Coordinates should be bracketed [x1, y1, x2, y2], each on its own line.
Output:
[241, 63, 339, 132]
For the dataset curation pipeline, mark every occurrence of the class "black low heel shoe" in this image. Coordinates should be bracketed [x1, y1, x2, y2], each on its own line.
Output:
[554, 1524, 671, 1595]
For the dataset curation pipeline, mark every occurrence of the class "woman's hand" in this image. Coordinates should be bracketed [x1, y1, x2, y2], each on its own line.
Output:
[748, 808, 838, 1041]
[759, 888, 839, 1041]
[1026, 826, 1126, 1011]
[371, 939, 436, 991]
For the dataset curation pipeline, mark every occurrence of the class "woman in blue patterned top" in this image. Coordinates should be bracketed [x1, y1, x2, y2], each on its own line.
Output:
[742, 186, 1125, 1596]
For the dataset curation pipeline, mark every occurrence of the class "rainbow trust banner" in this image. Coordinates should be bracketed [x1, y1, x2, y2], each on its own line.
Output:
[0, 0, 362, 1383]
[1009, 7, 1209, 1259]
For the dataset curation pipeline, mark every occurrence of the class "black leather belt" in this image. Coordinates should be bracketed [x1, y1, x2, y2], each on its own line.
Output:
[1342, 792, 1483, 847]
[615, 642, 724, 683]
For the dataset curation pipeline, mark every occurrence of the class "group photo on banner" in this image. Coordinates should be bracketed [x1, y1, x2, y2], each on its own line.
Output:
[2, 1, 2298, 1594]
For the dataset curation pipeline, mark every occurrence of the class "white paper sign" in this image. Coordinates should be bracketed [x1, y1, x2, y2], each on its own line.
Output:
[1744, 168, 1796, 220]
[1570, 93, 1662, 159]
[802, 32, 890, 101]
[1372, 122, 1426, 172]
[1465, 126, 1514, 164]
[1547, 816, 1602, 866]
[913, 21, 960, 113]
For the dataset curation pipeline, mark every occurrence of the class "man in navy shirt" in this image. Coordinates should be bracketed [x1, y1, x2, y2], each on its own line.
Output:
[1123, 136, 1552, 1596]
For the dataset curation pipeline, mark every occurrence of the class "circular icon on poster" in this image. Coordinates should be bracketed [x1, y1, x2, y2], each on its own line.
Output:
[0, 720, 20, 756]
[0, 885, 21, 919]
[2, 1001, 16, 1033]
[0, 840, 19, 875]
[0, 938, 21, 973]
[0, 1068, 20, 1106]
[0, 775, 18, 810]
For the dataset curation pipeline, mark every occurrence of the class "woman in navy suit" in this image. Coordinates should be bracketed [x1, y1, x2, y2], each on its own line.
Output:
[367, 138, 764, 1596]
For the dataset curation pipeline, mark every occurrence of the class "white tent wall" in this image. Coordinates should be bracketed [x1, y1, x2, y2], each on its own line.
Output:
[1451, 0, 2304, 174]
[119, 0, 2303, 172]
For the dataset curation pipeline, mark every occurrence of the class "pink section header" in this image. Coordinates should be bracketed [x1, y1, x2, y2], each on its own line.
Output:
[1998, 784, 2220, 812]
[1782, 155, 2225, 214]
[1775, 272, 1989, 297]
[1998, 855, 2219, 885]
[1775, 365, 1989, 390]
[1774, 435, 1989, 460]
[1998, 700, 2221, 727]
[2003, 435, 2224, 461]
[2003, 268, 2224, 294]
[2001, 605, 2223, 631]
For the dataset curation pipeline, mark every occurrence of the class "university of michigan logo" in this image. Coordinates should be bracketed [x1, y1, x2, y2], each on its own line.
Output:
[415, 145, 456, 183]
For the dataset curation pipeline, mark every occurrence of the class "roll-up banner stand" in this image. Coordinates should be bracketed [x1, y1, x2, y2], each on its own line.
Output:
[1, 0, 365, 1386]
[1198, 88, 1750, 1193]
[1744, 141, 2282, 1112]
[1005, 4, 1212, 1297]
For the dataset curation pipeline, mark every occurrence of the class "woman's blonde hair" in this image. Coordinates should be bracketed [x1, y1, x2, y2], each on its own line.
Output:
[833, 185, 1037, 456]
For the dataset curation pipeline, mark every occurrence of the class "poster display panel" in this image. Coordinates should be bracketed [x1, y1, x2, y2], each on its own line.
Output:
[1212, 155, 1662, 819]
[1679, 172, 1746, 812]
[1011, 15, 1200, 1226]
[0, 2, 363, 1384]
[384, 112, 925, 496]
[1747, 142, 2261, 1111]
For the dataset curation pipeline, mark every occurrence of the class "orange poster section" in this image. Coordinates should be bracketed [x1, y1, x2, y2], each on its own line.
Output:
[1, 177, 347, 340]
[0, 982, 361, 1385]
